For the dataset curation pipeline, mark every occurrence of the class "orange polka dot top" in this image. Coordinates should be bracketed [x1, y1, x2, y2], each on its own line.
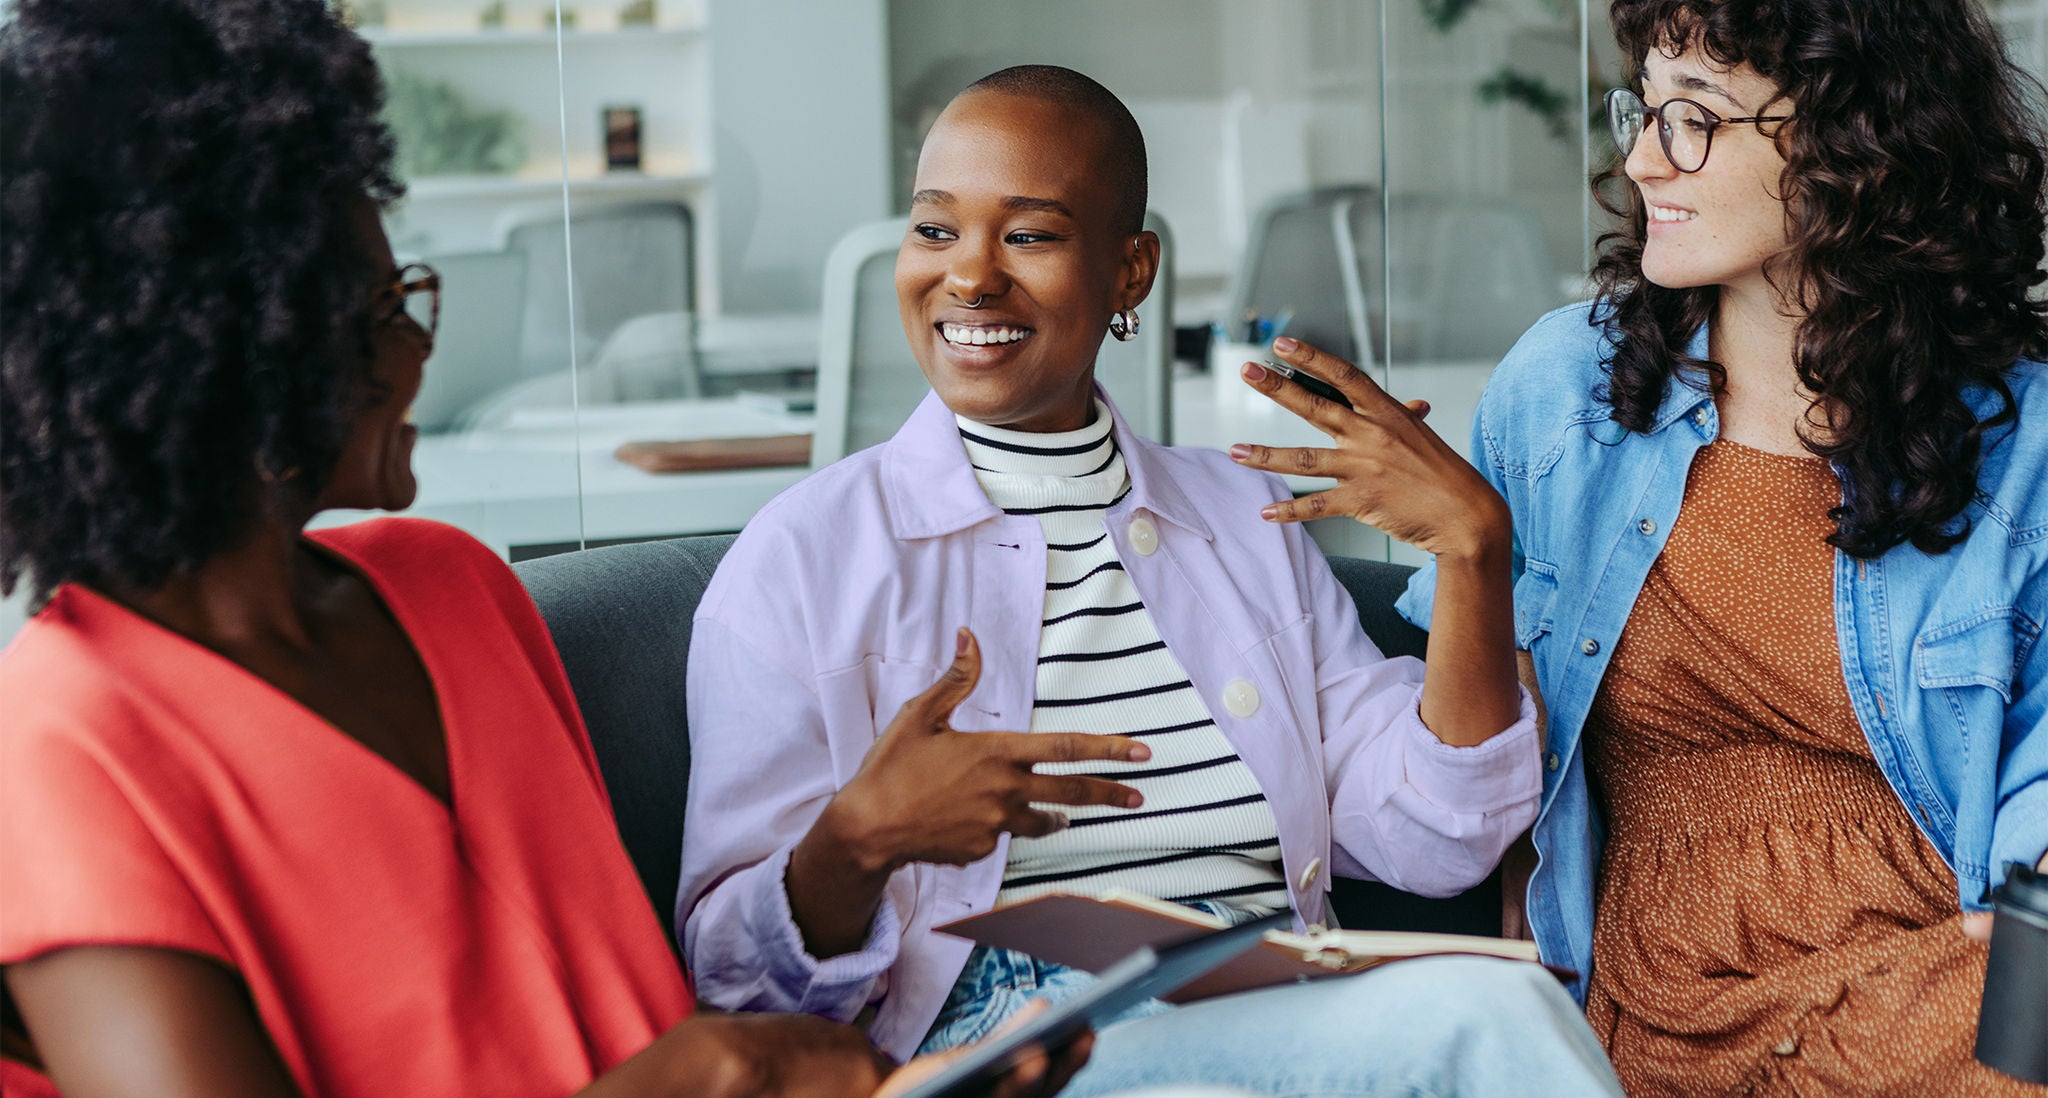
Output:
[1581, 439, 2036, 1097]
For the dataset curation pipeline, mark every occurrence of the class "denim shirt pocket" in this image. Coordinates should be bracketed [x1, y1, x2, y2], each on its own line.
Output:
[1914, 608, 2031, 704]
[1513, 559, 1562, 650]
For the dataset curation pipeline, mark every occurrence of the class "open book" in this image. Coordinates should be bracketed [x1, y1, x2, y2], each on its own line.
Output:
[935, 890, 1558, 1004]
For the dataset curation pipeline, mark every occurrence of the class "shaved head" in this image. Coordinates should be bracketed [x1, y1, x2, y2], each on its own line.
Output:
[960, 65, 1147, 234]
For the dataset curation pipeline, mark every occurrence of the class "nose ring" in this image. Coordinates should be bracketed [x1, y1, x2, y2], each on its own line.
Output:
[963, 294, 987, 309]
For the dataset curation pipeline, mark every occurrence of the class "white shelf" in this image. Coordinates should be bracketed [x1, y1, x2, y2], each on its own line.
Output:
[359, 26, 703, 48]
[404, 171, 708, 201]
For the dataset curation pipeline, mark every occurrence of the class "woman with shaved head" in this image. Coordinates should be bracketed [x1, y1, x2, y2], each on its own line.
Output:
[678, 65, 1623, 1096]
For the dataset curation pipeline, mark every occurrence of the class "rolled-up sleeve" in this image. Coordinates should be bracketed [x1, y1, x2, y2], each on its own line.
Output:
[1308, 544, 1541, 898]
[677, 615, 899, 1021]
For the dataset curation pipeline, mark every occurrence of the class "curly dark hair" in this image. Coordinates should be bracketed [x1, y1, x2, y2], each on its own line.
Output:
[0, 0, 401, 604]
[1590, 0, 2048, 557]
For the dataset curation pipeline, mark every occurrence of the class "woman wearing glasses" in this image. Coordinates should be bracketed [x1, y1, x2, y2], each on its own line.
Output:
[1238, 0, 2048, 1093]
[0, 2, 1083, 1095]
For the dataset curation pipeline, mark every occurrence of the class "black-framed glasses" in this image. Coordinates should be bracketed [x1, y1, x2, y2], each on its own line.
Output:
[389, 262, 441, 343]
[1605, 87, 1790, 173]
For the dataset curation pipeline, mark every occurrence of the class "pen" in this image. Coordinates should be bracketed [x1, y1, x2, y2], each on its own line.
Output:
[1261, 360, 1353, 409]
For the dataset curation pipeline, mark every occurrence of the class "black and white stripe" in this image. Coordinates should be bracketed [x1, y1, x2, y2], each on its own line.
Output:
[959, 405, 1288, 914]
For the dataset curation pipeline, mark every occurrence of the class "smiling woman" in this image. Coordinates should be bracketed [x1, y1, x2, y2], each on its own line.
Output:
[1387, 0, 2048, 1094]
[0, 3, 1074, 1096]
[677, 64, 1626, 1098]
[895, 75, 1158, 433]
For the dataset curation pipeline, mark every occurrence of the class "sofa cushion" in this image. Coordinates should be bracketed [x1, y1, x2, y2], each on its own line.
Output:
[515, 536, 1501, 949]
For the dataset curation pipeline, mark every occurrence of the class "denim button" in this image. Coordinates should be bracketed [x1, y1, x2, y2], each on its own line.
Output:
[1580, 638, 1600, 656]
[1545, 752, 1562, 772]
[1692, 407, 1709, 426]
[1637, 518, 1657, 535]
[1128, 516, 1160, 556]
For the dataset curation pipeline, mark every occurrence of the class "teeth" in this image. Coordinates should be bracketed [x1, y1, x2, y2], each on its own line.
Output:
[942, 323, 1028, 346]
[1650, 205, 1697, 222]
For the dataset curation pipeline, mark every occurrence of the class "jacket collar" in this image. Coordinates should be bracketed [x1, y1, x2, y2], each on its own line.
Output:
[1644, 319, 1718, 439]
[881, 386, 1213, 542]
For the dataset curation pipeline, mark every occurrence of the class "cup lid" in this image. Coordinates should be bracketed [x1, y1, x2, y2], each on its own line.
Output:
[1993, 861, 2048, 919]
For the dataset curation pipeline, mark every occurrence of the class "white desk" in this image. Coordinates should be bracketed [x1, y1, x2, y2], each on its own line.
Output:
[314, 397, 816, 556]
[315, 362, 1499, 564]
[1170, 360, 1499, 564]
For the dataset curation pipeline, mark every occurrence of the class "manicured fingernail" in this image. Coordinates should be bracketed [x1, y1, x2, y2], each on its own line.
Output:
[1260, 505, 1278, 521]
[1124, 792, 1145, 809]
[956, 627, 969, 655]
[1228, 443, 1251, 461]
[1130, 744, 1152, 761]
[1240, 362, 1268, 382]
[1273, 336, 1298, 353]
[1047, 811, 1069, 831]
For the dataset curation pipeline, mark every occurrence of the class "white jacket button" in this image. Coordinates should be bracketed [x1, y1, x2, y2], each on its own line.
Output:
[1128, 516, 1160, 556]
[1222, 678, 1260, 718]
[1296, 857, 1323, 892]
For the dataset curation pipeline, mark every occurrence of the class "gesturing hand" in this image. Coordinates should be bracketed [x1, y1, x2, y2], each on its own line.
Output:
[788, 628, 1150, 957]
[1227, 336, 1509, 562]
[824, 628, 1150, 874]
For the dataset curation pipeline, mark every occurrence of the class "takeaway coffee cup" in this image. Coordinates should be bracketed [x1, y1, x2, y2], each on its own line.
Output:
[1975, 860, 2048, 1084]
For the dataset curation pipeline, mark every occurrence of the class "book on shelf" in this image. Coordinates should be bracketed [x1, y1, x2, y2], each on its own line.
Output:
[934, 889, 1565, 1005]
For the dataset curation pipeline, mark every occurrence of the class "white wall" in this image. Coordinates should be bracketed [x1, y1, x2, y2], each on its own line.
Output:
[708, 0, 894, 313]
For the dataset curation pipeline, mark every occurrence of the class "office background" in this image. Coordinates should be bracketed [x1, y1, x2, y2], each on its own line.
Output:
[4, 0, 2046, 644]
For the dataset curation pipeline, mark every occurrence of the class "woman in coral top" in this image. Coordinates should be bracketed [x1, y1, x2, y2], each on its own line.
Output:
[0, 2, 1076, 1095]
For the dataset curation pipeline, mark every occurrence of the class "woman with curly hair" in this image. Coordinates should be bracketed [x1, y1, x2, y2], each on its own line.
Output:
[1234, 0, 2048, 1092]
[0, 1, 1078, 1095]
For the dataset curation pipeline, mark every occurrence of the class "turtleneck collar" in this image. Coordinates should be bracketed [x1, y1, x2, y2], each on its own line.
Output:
[955, 399, 1117, 479]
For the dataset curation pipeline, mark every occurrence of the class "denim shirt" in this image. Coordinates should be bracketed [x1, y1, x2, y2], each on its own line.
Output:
[1398, 303, 2048, 1003]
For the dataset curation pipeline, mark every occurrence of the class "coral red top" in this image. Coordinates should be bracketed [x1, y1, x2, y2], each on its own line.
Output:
[0, 518, 690, 1096]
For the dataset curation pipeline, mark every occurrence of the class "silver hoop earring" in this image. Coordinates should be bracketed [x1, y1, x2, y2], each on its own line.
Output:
[1108, 307, 1140, 342]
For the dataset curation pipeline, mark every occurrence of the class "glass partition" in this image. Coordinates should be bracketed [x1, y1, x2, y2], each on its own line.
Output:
[12, 0, 2045, 645]
[1379, 0, 1593, 565]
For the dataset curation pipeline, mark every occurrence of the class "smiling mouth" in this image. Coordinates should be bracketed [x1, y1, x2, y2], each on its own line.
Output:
[939, 322, 1033, 347]
[1648, 204, 1698, 223]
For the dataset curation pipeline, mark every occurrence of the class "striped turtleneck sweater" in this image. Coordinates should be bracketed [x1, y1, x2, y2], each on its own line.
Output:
[958, 404, 1288, 915]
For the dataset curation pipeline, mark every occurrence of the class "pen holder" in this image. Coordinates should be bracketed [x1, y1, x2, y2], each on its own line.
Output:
[1975, 861, 2048, 1084]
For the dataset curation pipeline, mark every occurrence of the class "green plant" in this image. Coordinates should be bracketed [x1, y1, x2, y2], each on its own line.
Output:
[381, 67, 526, 178]
[1422, 0, 1601, 145]
[1477, 65, 1573, 140]
[1418, 0, 1485, 31]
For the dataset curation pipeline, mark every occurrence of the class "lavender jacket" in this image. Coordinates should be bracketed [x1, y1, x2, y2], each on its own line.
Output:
[675, 390, 1541, 1059]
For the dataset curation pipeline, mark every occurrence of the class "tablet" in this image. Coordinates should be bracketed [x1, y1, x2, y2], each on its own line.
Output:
[892, 909, 1290, 1098]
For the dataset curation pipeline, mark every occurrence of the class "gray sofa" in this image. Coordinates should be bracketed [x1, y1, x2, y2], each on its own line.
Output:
[513, 535, 1501, 954]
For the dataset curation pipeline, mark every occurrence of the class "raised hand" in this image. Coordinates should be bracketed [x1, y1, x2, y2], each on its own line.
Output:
[1227, 336, 1508, 561]
[788, 628, 1150, 956]
[1228, 336, 1521, 747]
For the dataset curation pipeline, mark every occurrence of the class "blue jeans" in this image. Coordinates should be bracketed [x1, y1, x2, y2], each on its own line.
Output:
[922, 942, 1621, 1097]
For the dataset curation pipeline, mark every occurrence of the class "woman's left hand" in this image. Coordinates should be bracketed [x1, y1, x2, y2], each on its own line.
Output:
[1227, 336, 1508, 560]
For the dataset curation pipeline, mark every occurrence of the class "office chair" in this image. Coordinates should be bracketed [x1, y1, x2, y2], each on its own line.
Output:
[1388, 195, 1560, 361]
[1226, 185, 1381, 373]
[405, 248, 529, 433]
[497, 200, 698, 388]
[811, 211, 1178, 469]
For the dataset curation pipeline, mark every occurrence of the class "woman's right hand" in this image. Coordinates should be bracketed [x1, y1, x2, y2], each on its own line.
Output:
[824, 628, 1150, 870]
[787, 628, 1151, 957]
